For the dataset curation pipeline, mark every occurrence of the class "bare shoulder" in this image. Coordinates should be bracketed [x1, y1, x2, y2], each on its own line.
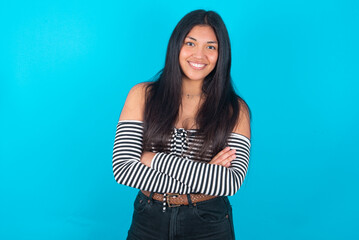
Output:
[119, 82, 150, 121]
[232, 99, 251, 140]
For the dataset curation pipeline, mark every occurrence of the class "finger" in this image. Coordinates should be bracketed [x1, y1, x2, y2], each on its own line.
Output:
[211, 149, 236, 164]
[211, 151, 235, 165]
[218, 154, 236, 167]
[213, 147, 231, 159]
[210, 147, 231, 163]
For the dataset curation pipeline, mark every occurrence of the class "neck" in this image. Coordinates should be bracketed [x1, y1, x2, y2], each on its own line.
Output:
[181, 77, 203, 97]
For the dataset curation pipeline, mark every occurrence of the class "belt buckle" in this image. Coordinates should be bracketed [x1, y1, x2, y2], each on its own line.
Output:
[166, 193, 180, 207]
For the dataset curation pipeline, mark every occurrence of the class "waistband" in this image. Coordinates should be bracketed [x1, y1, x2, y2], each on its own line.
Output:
[141, 190, 217, 208]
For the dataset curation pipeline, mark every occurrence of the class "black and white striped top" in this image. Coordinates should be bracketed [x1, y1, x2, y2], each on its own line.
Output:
[112, 120, 251, 196]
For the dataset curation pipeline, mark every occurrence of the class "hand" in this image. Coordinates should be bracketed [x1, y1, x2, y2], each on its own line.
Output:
[209, 147, 236, 168]
[140, 151, 156, 167]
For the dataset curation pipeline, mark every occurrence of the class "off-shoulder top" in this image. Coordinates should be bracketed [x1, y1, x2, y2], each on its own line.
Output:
[112, 120, 251, 196]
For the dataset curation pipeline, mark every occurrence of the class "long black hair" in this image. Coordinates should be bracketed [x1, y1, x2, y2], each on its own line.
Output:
[143, 9, 250, 157]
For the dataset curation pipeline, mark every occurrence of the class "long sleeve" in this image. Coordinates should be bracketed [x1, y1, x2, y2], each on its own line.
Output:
[112, 120, 193, 193]
[151, 133, 251, 196]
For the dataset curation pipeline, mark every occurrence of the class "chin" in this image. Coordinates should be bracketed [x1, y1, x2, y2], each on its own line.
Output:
[185, 77, 205, 82]
[184, 73, 208, 81]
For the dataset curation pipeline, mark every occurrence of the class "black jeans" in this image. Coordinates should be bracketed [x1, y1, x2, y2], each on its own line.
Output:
[127, 190, 235, 240]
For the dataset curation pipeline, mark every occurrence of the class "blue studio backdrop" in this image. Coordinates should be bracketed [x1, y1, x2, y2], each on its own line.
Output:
[1, 0, 358, 239]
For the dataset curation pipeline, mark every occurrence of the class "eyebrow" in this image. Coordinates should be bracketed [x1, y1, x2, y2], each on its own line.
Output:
[187, 36, 218, 44]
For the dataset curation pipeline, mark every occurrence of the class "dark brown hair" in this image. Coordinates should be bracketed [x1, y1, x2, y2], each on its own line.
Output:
[143, 9, 250, 157]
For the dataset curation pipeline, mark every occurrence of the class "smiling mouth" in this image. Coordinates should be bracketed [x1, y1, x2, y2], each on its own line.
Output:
[188, 61, 207, 70]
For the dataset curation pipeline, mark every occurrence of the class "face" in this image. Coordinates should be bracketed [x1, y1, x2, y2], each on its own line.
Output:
[179, 25, 219, 83]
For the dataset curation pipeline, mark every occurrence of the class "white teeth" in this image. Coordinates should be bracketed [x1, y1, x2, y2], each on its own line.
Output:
[189, 62, 205, 68]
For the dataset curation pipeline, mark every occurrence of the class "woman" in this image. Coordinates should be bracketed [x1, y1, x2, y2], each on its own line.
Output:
[113, 9, 251, 240]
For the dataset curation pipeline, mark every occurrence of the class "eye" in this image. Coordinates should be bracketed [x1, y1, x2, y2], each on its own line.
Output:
[185, 42, 195, 47]
[207, 45, 216, 50]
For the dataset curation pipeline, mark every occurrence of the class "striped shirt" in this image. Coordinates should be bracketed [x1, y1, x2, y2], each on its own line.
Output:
[112, 120, 251, 196]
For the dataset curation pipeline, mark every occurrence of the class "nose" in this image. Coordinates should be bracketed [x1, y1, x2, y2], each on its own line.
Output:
[192, 46, 205, 59]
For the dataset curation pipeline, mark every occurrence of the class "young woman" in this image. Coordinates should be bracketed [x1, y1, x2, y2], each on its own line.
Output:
[113, 9, 251, 240]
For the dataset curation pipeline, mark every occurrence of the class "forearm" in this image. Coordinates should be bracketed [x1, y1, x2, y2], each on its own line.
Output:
[112, 120, 193, 193]
[150, 134, 251, 196]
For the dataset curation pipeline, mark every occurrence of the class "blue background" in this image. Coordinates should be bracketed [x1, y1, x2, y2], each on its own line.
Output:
[1, 0, 358, 239]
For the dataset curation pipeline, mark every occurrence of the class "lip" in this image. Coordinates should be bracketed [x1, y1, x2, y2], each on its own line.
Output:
[188, 61, 207, 70]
